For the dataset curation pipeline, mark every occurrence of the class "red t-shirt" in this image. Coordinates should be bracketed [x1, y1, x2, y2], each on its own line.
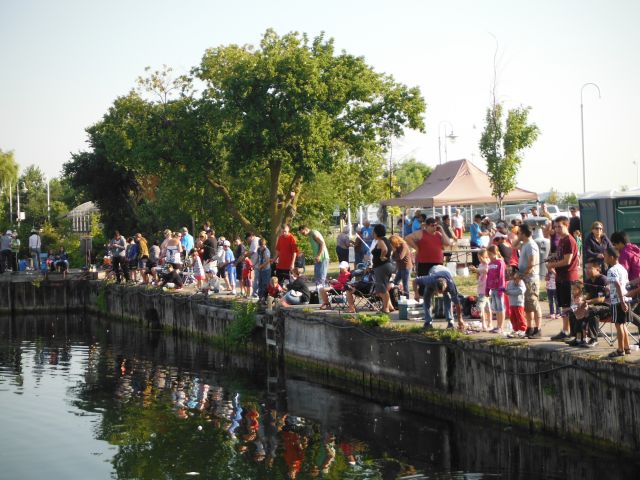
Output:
[556, 234, 579, 282]
[415, 231, 444, 264]
[276, 233, 298, 270]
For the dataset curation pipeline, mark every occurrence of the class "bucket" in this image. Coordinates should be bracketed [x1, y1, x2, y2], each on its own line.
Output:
[398, 303, 408, 320]
[456, 265, 469, 277]
[446, 262, 457, 277]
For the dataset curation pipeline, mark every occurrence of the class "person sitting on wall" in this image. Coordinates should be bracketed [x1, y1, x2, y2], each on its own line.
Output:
[54, 247, 69, 272]
[159, 263, 183, 291]
[280, 269, 310, 306]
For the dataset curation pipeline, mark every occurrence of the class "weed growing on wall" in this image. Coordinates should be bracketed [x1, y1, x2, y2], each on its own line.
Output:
[225, 301, 258, 346]
[357, 313, 390, 328]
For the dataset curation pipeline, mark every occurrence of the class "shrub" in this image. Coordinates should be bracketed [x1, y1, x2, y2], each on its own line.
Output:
[357, 313, 390, 328]
[225, 301, 257, 346]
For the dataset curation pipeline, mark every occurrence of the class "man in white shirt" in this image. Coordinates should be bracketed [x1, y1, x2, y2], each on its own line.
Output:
[246, 232, 261, 296]
[29, 230, 42, 270]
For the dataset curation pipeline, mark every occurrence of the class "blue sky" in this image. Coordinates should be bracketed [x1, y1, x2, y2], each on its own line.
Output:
[1, 0, 639, 194]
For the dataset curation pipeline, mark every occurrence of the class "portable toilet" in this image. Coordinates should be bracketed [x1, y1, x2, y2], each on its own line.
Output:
[579, 188, 640, 245]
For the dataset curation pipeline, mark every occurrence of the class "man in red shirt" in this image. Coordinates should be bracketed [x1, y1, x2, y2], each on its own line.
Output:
[547, 216, 580, 341]
[406, 217, 452, 294]
[274, 224, 298, 285]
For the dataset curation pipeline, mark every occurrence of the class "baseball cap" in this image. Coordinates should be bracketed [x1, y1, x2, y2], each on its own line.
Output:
[338, 261, 349, 269]
[223, 240, 231, 247]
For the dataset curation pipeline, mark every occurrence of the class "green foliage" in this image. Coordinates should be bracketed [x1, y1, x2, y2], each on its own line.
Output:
[546, 188, 559, 204]
[63, 30, 426, 248]
[560, 192, 578, 206]
[225, 301, 257, 345]
[393, 158, 432, 196]
[479, 103, 539, 209]
[357, 313, 390, 327]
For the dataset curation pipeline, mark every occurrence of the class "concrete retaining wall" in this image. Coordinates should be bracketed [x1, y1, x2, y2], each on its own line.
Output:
[283, 311, 640, 451]
[2, 275, 639, 451]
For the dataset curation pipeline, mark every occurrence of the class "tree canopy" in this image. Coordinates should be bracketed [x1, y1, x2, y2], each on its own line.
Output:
[479, 103, 539, 209]
[63, 30, 426, 244]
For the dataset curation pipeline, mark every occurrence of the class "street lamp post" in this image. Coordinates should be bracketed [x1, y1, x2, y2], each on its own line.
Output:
[580, 82, 601, 193]
[438, 121, 457, 164]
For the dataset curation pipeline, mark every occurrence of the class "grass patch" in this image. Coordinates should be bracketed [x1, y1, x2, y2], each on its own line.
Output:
[356, 313, 390, 327]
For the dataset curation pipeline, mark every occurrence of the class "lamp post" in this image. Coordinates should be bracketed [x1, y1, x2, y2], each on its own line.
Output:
[438, 121, 457, 164]
[580, 82, 601, 193]
[16, 182, 26, 227]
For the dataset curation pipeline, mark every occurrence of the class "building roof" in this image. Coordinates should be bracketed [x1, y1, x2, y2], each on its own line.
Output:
[67, 201, 100, 216]
[381, 159, 538, 207]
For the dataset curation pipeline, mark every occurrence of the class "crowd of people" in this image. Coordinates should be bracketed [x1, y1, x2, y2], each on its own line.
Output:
[10, 199, 629, 356]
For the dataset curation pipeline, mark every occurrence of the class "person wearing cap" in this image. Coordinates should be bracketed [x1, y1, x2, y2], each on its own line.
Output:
[29, 229, 42, 271]
[180, 228, 194, 259]
[246, 232, 261, 295]
[318, 261, 352, 309]
[298, 225, 330, 288]
[221, 240, 237, 294]
[0, 230, 13, 273]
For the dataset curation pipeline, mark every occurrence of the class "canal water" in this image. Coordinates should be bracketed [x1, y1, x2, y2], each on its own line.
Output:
[0, 314, 637, 480]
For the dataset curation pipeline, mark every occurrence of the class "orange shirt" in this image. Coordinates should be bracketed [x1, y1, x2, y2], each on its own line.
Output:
[276, 233, 298, 270]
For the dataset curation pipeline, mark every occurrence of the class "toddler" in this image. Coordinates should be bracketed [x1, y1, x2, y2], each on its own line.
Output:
[506, 270, 527, 337]
[267, 276, 284, 310]
[190, 249, 206, 290]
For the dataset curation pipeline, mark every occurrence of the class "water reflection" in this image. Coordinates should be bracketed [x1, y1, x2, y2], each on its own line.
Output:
[0, 314, 637, 480]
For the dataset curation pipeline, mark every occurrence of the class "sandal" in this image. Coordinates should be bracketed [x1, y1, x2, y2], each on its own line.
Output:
[608, 350, 625, 358]
[624, 348, 631, 355]
[319, 304, 330, 310]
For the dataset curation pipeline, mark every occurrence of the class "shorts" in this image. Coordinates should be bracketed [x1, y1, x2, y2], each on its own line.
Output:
[373, 262, 394, 294]
[476, 294, 490, 311]
[556, 280, 573, 308]
[611, 303, 627, 325]
[145, 261, 157, 274]
[138, 257, 148, 270]
[194, 274, 206, 281]
[523, 279, 541, 313]
[490, 290, 505, 313]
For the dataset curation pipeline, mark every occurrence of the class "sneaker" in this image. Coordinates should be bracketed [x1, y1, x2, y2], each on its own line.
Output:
[507, 331, 526, 338]
[489, 327, 502, 334]
[565, 338, 579, 346]
[447, 322, 455, 329]
[423, 323, 434, 331]
[550, 331, 570, 341]
[524, 327, 534, 337]
[230, 290, 237, 295]
[527, 328, 542, 339]
[608, 350, 625, 358]
[579, 340, 596, 348]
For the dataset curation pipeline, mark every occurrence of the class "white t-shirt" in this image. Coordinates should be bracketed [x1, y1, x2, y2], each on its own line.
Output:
[607, 263, 629, 305]
[452, 215, 464, 229]
[29, 234, 41, 249]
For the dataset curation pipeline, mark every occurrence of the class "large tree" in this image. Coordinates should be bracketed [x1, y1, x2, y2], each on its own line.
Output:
[64, 30, 426, 244]
[479, 103, 539, 210]
[195, 30, 425, 244]
[393, 158, 432, 197]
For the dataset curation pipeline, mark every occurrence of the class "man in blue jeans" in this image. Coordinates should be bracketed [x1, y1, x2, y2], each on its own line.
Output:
[413, 265, 464, 330]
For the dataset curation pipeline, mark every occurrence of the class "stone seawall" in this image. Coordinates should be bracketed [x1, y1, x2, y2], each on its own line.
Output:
[284, 311, 640, 451]
[1, 275, 639, 451]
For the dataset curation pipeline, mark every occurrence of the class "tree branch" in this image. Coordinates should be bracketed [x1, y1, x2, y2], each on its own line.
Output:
[206, 175, 255, 231]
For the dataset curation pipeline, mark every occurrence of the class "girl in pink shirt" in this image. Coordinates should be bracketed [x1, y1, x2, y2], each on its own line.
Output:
[485, 245, 506, 333]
